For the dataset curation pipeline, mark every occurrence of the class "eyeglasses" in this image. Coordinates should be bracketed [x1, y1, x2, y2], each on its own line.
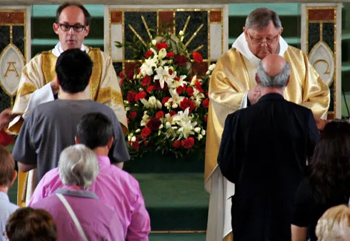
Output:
[57, 23, 86, 32]
[248, 33, 279, 45]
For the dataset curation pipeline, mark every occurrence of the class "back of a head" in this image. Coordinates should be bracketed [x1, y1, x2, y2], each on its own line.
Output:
[310, 120, 350, 203]
[257, 54, 290, 88]
[245, 7, 282, 30]
[0, 145, 15, 187]
[316, 205, 350, 241]
[58, 144, 99, 189]
[76, 112, 114, 149]
[55, 48, 93, 93]
[6, 207, 57, 241]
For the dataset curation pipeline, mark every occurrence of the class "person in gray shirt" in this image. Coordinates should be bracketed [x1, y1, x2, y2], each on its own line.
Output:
[12, 48, 130, 184]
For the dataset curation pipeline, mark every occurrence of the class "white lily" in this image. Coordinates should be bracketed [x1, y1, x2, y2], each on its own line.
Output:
[140, 58, 157, 76]
[154, 66, 177, 89]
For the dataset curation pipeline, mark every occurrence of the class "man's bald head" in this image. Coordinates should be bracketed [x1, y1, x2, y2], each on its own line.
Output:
[257, 54, 290, 88]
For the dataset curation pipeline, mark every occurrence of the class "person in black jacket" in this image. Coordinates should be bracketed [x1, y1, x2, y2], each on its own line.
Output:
[218, 54, 319, 241]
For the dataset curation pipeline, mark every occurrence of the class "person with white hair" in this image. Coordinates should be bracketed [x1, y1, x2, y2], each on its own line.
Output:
[31, 144, 124, 241]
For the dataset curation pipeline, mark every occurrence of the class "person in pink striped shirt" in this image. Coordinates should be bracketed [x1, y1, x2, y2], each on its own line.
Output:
[30, 112, 150, 241]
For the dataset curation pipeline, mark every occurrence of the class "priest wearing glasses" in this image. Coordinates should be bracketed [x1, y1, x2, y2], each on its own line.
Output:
[10, 2, 128, 206]
[205, 7, 329, 241]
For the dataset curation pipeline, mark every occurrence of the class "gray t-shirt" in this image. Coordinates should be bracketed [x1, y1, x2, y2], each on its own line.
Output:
[13, 99, 130, 182]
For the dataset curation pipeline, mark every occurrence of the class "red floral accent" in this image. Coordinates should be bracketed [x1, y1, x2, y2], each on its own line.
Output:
[147, 118, 162, 131]
[173, 140, 181, 148]
[181, 137, 195, 149]
[142, 76, 152, 86]
[176, 85, 185, 94]
[195, 81, 204, 93]
[202, 99, 209, 108]
[119, 71, 124, 78]
[127, 91, 136, 103]
[156, 111, 164, 118]
[129, 111, 137, 120]
[146, 85, 154, 93]
[166, 52, 175, 58]
[120, 79, 124, 86]
[174, 55, 187, 66]
[145, 50, 153, 58]
[170, 111, 177, 116]
[162, 97, 170, 105]
[186, 87, 194, 96]
[130, 139, 140, 150]
[141, 127, 152, 137]
[156, 42, 168, 50]
[192, 52, 203, 63]
[135, 91, 147, 102]
[180, 98, 196, 113]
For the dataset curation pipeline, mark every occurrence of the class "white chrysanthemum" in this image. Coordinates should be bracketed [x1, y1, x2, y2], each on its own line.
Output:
[154, 66, 176, 89]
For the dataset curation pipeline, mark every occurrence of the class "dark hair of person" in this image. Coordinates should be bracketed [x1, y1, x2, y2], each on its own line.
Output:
[56, 2, 91, 26]
[245, 7, 282, 31]
[309, 120, 350, 204]
[77, 112, 114, 149]
[0, 145, 15, 186]
[55, 48, 93, 93]
[6, 207, 57, 241]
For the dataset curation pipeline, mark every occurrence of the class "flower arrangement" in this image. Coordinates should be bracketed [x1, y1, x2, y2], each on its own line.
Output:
[117, 27, 215, 158]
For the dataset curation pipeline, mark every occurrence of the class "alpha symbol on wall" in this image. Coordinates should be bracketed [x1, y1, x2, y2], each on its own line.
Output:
[4, 62, 20, 77]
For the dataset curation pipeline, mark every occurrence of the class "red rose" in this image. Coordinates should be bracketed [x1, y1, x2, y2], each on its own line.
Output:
[186, 87, 194, 96]
[127, 70, 134, 80]
[174, 55, 188, 66]
[141, 127, 152, 137]
[202, 99, 209, 108]
[156, 111, 164, 118]
[142, 76, 152, 86]
[147, 117, 162, 131]
[195, 81, 204, 93]
[162, 97, 170, 105]
[119, 71, 124, 78]
[180, 98, 196, 113]
[129, 140, 140, 150]
[169, 69, 173, 75]
[129, 111, 137, 120]
[176, 86, 185, 94]
[145, 50, 153, 58]
[173, 140, 181, 148]
[146, 85, 154, 93]
[166, 52, 175, 58]
[192, 52, 203, 63]
[120, 79, 124, 86]
[135, 91, 147, 102]
[127, 91, 136, 103]
[181, 137, 195, 149]
[156, 42, 168, 50]
[170, 111, 177, 116]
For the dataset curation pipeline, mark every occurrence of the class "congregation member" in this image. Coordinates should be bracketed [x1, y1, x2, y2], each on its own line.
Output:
[218, 54, 319, 241]
[292, 120, 350, 241]
[0, 146, 18, 241]
[30, 112, 150, 240]
[12, 49, 129, 187]
[9, 1, 128, 206]
[315, 204, 350, 241]
[5, 207, 57, 241]
[32, 144, 124, 241]
[205, 7, 329, 241]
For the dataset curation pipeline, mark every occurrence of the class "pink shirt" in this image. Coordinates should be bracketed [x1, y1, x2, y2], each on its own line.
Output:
[30, 156, 150, 241]
[31, 188, 124, 241]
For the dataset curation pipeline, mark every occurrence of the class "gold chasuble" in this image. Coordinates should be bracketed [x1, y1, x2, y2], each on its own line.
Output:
[205, 46, 329, 241]
[11, 46, 127, 206]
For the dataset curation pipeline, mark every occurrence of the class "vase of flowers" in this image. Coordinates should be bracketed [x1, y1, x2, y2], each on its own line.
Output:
[117, 27, 215, 159]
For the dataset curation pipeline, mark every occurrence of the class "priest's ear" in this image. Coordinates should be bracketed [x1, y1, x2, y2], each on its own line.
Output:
[285, 76, 290, 86]
[255, 73, 260, 84]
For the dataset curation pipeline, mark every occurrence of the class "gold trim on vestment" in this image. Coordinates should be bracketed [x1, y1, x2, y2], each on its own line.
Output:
[17, 82, 37, 96]
[41, 51, 57, 84]
[97, 87, 124, 107]
[88, 47, 103, 100]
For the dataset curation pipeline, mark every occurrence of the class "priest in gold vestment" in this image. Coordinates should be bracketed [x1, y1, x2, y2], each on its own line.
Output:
[9, 3, 128, 206]
[205, 8, 330, 241]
